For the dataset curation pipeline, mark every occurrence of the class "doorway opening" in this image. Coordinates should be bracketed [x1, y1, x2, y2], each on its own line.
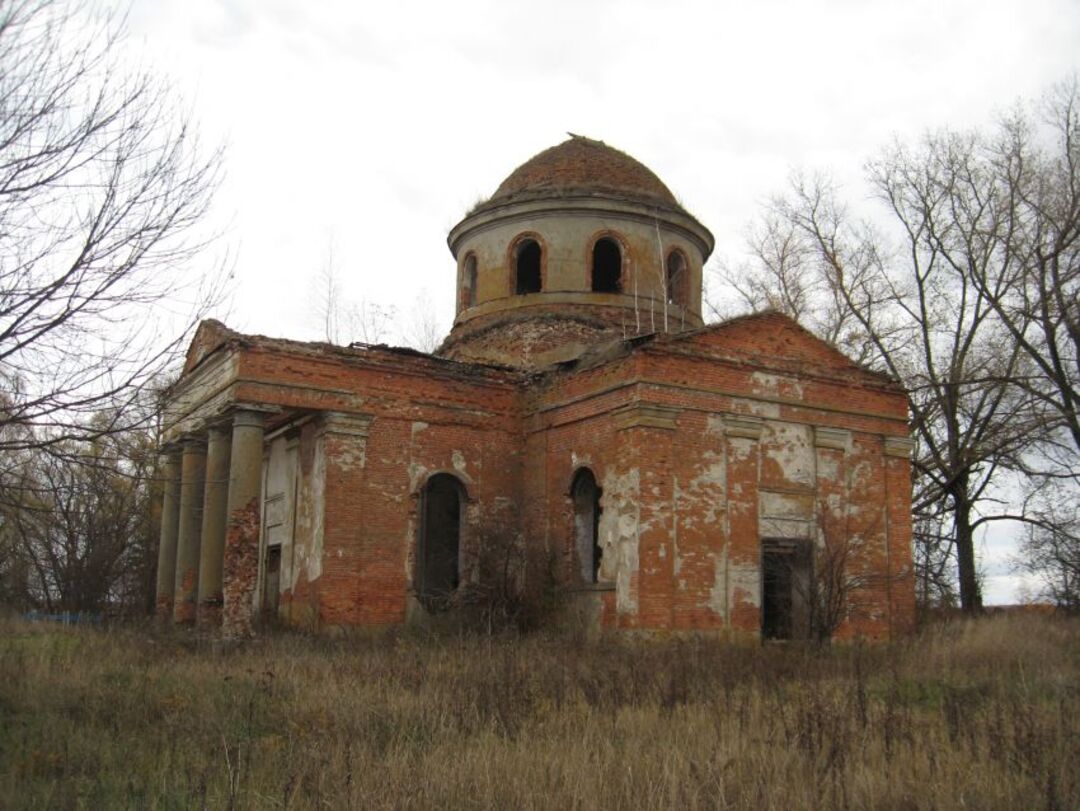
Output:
[761, 539, 810, 640]
[263, 545, 281, 616]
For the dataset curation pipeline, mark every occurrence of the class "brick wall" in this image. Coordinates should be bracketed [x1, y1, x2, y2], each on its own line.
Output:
[175, 310, 914, 640]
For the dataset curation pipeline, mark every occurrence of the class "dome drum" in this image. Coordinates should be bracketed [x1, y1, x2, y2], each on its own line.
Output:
[440, 136, 714, 368]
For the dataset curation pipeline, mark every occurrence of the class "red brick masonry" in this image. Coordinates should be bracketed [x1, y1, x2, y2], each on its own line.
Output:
[168, 312, 914, 639]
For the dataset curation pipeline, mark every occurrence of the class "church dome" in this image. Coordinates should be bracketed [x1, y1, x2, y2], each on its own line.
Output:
[442, 136, 713, 369]
[476, 135, 683, 213]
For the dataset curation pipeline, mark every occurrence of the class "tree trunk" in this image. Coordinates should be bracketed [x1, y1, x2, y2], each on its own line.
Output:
[952, 492, 983, 612]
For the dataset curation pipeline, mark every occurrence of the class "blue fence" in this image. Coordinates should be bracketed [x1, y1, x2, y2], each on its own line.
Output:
[22, 610, 103, 626]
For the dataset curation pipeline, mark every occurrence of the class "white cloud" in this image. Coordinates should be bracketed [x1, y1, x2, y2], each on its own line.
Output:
[120, 0, 1080, 340]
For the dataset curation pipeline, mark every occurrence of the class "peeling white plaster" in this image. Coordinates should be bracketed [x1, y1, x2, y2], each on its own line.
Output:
[750, 371, 780, 397]
[451, 449, 467, 475]
[764, 422, 814, 487]
[331, 441, 366, 472]
[599, 467, 640, 614]
[571, 451, 592, 470]
[407, 462, 428, 492]
[304, 438, 327, 586]
[681, 451, 726, 528]
[850, 459, 873, 488]
[747, 400, 781, 419]
[729, 563, 761, 614]
[728, 439, 755, 463]
[707, 545, 728, 619]
[760, 491, 813, 519]
[751, 371, 803, 400]
[817, 451, 840, 481]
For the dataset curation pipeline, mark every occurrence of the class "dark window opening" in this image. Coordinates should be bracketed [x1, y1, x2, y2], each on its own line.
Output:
[762, 540, 810, 640]
[592, 238, 622, 293]
[515, 239, 542, 294]
[417, 473, 464, 611]
[666, 251, 687, 307]
[462, 255, 478, 310]
[572, 468, 603, 583]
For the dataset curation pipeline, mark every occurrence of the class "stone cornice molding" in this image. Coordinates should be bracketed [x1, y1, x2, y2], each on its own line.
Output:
[723, 414, 764, 440]
[884, 436, 915, 459]
[316, 412, 373, 438]
[614, 402, 680, 431]
[814, 426, 851, 451]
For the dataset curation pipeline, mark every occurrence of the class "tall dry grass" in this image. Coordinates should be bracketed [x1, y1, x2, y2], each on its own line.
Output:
[0, 614, 1077, 809]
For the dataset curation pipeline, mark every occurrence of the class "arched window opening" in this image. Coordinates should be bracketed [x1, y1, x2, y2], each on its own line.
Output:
[592, 237, 622, 293]
[666, 250, 688, 307]
[514, 239, 542, 294]
[572, 468, 603, 583]
[417, 473, 465, 610]
[461, 254, 478, 310]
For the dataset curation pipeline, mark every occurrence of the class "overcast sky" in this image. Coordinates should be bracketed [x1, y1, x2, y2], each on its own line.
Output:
[119, 0, 1080, 604]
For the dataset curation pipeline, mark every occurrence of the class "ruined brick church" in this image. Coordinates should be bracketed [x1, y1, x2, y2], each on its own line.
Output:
[155, 136, 915, 639]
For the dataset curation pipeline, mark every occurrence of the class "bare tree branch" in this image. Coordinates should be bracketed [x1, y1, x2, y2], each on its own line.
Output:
[0, 0, 226, 455]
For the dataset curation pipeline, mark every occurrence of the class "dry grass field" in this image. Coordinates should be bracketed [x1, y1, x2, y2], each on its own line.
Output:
[0, 613, 1077, 810]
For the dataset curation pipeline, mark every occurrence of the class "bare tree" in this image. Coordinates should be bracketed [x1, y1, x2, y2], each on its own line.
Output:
[1015, 478, 1080, 611]
[727, 158, 1036, 613]
[0, 407, 159, 614]
[762, 501, 901, 643]
[308, 250, 396, 346]
[311, 244, 346, 345]
[857, 87, 1080, 611]
[959, 82, 1080, 466]
[912, 507, 958, 617]
[401, 288, 443, 353]
[804, 514, 863, 643]
[0, 0, 224, 455]
[1019, 526, 1080, 613]
[710, 182, 886, 367]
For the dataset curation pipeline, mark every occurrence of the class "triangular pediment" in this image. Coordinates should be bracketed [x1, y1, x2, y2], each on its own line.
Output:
[666, 311, 893, 386]
[182, 319, 238, 375]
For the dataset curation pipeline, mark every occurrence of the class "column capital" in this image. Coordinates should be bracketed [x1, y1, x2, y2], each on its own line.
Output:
[231, 409, 265, 429]
[205, 422, 231, 440]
